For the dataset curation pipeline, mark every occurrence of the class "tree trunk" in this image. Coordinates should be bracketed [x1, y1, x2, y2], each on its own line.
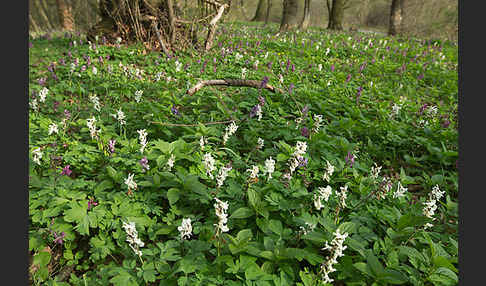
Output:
[33, 0, 54, 31]
[299, 0, 311, 30]
[279, 0, 299, 32]
[328, 0, 345, 30]
[56, 0, 75, 31]
[264, 0, 273, 25]
[29, 12, 41, 34]
[388, 0, 404, 36]
[252, 0, 267, 22]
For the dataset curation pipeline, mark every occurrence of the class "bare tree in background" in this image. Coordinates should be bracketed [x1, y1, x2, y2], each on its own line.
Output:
[327, 0, 346, 30]
[252, 0, 267, 22]
[388, 0, 404, 35]
[299, 0, 311, 30]
[264, 0, 273, 26]
[56, 0, 74, 31]
[279, 0, 299, 32]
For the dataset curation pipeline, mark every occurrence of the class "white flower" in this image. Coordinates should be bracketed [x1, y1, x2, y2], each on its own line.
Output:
[279, 74, 284, 83]
[116, 37, 122, 44]
[254, 59, 259, 69]
[89, 95, 101, 112]
[390, 103, 401, 118]
[214, 198, 229, 234]
[112, 108, 126, 125]
[137, 129, 148, 154]
[300, 222, 316, 235]
[431, 185, 445, 200]
[216, 165, 232, 187]
[288, 157, 299, 175]
[257, 138, 264, 149]
[92, 66, 98, 75]
[48, 123, 58, 135]
[318, 186, 332, 202]
[293, 141, 307, 158]
[370, 163, 382, 181]
[393, 182, 408, 198]
[134, 90, 143, 103]
[178, 218, 192, 240]
[336, 185, 348, 208]
[38, 87, 49, 102]
[124, 173, 137, 191]
[323, 160, 335, 183]
[86, 116, 100, 139]
[264, 157, 275, 180]
[167, 154, 175, 171]
[255, 104, 263, 121]
[32, 147, 42, 165]
[122, 221, 144, 257]
[241, 67, 247, 79]
[30, 98, 39, 111]
[314, 193, 324, 210]
[235, 52, 243, 61]
[175, 60, 182, 72]
[312, 114, 323, 133]
[325, 47, 330, 56]
[320, 229, 348, 284]
[199, 136, 208, 150]
[203, 153, 216, 179]
[247, 165, 259, 179]
[318, 63, 322, 71]
[223, 122, 238, 145]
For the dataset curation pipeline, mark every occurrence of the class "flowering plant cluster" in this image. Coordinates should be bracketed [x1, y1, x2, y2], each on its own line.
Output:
[28, 23, 457, 285]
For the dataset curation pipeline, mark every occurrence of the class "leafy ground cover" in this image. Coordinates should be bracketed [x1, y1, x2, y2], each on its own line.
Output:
[28, 22, 458, 286]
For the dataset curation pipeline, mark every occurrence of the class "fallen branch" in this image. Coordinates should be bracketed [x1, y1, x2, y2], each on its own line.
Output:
[204, 3, 227, 51]
[187, 79, 285, 96]
[151, 20, 171, 57]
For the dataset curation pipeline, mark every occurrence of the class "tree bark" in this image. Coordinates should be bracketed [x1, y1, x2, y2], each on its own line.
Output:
[328, 0, 345, 30]
[388, 0, 404, 36]
[33, 0, 54, 31]
[252, 0, 267, 22]
[264, 0, 272, 25]
[29, 12, 41, 34]
[56, 0, 75, 31]
[299, 0, 311, 30]
[279, 0, 299, 32]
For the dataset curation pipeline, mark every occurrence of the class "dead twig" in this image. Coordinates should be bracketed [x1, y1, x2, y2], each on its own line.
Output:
[204, 3, 227, 51]
[151, 20, 171, 57]
[187, 79, 285, 96]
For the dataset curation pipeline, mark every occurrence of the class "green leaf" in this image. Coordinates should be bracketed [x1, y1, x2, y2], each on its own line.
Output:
[268, 220, 283, 236]
[365, 251, 384, 277]
[428, 267, 458, 286]
[167, 188, 180, 205]
[396, 213, 428, 231]
[377, 269, 408, 285]
[33, 251, 51, 267]
[230, 207, 255, 219]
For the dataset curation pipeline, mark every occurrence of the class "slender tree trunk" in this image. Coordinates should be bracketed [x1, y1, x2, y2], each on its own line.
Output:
[33, 0, 54, 31]
[279, 0, 299, 32]
[29, 12, 41, 34]
[264, 0, 273, 25]
[252, 0, 267, 22]
[56, 0, 75, 31]
[388, 0, 404, 35]
[328, 0, 345, 30]
[299, 0, 311, 30]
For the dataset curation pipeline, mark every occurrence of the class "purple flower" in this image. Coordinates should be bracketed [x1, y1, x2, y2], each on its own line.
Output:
[301, 105, 309, 116]
[258, 96, 265, 106]
[53, 101, 60, 112]
[171, 105, 180, 116]
[64, 109, 71, 119]
[61, 165, 72, 176]
[345, 151, 355, 167]
[37, 77, 46, 86]
[267, 61, 273, 70]
[29, 42, 33, 48]
[330, 64, 335, 72]
[356, 86, 363, 104]
[53, 232, 66, 245]
[81, 65, 86, 72]
[108, 139, 116, 153]
[250, 104, 260, 118]
[346, 74, 352, 83]
[298, 156, 308, 167]
[441, 118, 451, 128]
[88, 198, 98, 210]
[139, 156, 150, 172]
[417, 73, 424, 80]
[288, 83, 295, 95]
[359, 62, 367, 73]
[260, 76, 269, 89]
[301, 126, 310, 138]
